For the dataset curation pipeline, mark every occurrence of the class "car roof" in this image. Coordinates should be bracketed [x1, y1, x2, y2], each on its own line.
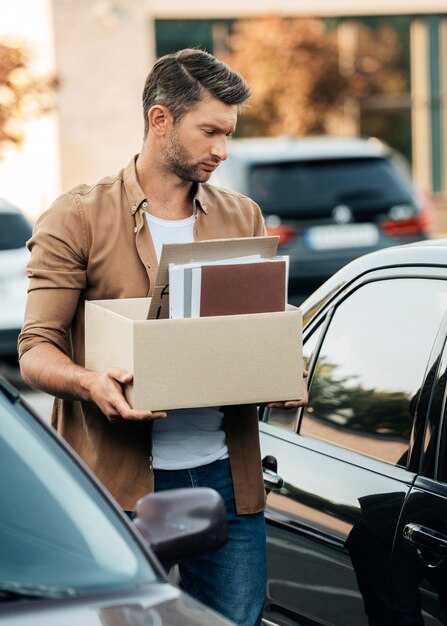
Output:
[346, 237, 447, 262]
[327, 238, 447, 286]
[226, 136, 392, 164]
[329, 237, 447, 277]
[0, 198, 23, 214]
[302, 238, 447, 319]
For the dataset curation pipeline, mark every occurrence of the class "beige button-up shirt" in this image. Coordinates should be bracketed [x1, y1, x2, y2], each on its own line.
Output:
[19, 156, 267, 513]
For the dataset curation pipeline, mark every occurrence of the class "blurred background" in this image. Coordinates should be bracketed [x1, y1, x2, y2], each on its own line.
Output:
[1, 0, 447, 413]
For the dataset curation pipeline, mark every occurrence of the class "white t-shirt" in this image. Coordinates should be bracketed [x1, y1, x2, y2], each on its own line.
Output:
[145, 212, 196, 260]
[145, 210, 229, 470]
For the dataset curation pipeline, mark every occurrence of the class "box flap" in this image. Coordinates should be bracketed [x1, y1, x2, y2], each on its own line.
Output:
[88, 298, 151, 320]
[147, 235, 279, 319]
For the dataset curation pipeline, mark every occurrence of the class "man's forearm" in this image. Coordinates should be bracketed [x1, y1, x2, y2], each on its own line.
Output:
[19, 343, 95, 401]
[19, 343, 166, 421]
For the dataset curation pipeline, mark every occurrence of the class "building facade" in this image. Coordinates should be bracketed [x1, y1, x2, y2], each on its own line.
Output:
[3, 1, 447, 219]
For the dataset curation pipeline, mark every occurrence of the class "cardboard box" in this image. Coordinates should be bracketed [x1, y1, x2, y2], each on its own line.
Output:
[85, 297, 303, 411]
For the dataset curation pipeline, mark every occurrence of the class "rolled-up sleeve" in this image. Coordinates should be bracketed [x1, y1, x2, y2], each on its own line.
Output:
[18, 193, 88, 359]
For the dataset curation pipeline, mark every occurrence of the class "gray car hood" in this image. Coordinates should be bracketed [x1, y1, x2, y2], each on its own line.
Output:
[0, 584, 233, 626]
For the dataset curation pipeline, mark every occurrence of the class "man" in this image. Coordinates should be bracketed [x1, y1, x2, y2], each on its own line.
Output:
[19, 49, 307, 626]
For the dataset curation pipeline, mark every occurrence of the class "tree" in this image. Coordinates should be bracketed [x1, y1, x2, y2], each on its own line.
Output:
[344, 21, 408, 100]
[0, 39, 57, 154]
[223, 16, 345, 136]
[223, 16, 407, 137]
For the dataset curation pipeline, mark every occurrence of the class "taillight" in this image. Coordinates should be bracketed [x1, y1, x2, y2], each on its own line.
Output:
[266, 224, 297, 246]
[381, 190, 434, 237]
[381, 215, 426, 236]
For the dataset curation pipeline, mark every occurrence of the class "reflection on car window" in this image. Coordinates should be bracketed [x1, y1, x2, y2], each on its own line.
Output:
[0, 400, 157, 596]
[300, 278, 447, 466]
[266, 324, 323, 431]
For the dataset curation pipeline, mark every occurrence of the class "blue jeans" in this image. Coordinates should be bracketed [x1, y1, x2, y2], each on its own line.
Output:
[154, 458, 266, 626]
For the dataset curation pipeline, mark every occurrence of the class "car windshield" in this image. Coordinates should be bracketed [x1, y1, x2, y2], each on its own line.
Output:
[248, 157, 415, 218]
[0, 392, 158, 599]
[0, 213, 33, 250]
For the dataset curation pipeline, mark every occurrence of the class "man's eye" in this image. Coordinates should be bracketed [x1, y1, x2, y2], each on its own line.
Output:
[204, 130, 214, 136]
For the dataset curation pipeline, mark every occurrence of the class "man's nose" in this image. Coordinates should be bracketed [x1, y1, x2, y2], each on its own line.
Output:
[211, 137, 228, 162]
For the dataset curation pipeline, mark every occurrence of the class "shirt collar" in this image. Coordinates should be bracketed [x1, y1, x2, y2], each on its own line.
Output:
[193, 183, 208, 214]
[123, 155, 208, 216]
[123, 155, 148, 215]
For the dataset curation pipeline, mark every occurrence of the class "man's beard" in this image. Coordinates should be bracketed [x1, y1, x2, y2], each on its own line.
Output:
[162, 127, 217, 183]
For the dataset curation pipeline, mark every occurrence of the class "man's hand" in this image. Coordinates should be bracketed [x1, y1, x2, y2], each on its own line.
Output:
[88, 367, 167, 422]
[266, 369, 309, 410]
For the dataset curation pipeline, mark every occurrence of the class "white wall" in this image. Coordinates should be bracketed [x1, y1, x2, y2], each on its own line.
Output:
[53, 0, 154, 191]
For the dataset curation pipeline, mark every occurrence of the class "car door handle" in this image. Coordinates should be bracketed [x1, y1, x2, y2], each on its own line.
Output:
[403, 523, 447, 555]
[263, 468, 284, 491]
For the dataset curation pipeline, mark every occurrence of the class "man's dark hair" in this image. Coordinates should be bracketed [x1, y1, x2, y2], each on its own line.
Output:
[142, 48, 250, 138]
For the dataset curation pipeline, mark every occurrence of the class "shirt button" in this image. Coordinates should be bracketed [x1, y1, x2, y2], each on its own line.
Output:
[134, 227, 138, 233]
[142, 201, 148, 208]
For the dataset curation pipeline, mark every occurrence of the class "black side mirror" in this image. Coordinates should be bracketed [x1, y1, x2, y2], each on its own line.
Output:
[133, 487, 227, 564]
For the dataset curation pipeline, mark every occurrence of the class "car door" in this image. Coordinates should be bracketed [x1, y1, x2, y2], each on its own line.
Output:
[260, 269, 447, 626]
[391, 318, 447, 626]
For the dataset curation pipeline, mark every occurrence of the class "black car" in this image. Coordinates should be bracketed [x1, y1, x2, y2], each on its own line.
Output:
[260, 238, 447, 626]
[0, 377, 234, 625]
[211, 136, 433, 303]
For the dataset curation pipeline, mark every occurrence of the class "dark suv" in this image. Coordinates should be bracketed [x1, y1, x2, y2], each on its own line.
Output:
[259, 238, 447, 626]
[211, 136, 433, 302]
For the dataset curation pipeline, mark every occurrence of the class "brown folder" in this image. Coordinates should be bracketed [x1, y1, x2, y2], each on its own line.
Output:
[199, 260, 286, 317]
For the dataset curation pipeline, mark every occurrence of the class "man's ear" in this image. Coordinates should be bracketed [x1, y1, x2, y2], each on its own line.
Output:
[148, 105, 173, 137]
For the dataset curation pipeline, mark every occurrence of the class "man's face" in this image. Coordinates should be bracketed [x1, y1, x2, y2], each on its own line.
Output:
[161, 96, 238, 183]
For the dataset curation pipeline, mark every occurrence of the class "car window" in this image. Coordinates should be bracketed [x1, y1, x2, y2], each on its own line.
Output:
[0, 397, 158, 598]
[248, 157, 414, 218]
[0, 212, 33, 250]
[300, 278, 447, 466]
